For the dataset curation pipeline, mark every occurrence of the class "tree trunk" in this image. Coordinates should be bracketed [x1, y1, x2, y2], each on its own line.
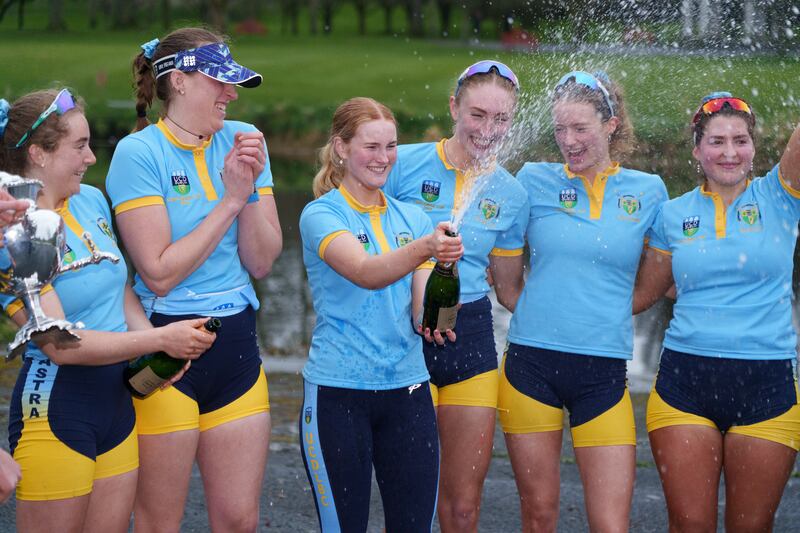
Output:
[47, 0, 66, 30]
[354, 0, 367, 35]
[162, 0, 171, 30]
[437, 0, 451, 36]
[207, 0, 227, 32]
[405, 0, 424, 37]
[309, 0, 319, 34]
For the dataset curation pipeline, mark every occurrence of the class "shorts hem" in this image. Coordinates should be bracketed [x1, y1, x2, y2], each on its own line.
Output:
[437, 398, 497, 408]
[500, 424, 562, 434]
[136, 423, 200, 436]
[646, 420, 717, 433]
[95, 460, 139, 480]
[15, 485, 93, 502]
[200, 406, 270, 432]
[572, 438, 636, 448]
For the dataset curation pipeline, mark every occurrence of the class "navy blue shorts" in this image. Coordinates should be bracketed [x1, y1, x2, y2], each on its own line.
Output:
[654, 348, 797, 431]
[300, 380, 439, 532]
[424, 296, 497, 388]
[149, 306, 263, 414]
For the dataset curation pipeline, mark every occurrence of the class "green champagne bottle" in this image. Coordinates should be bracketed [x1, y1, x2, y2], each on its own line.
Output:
[421, 232, 460, 332]
[124, 318, 221, 399]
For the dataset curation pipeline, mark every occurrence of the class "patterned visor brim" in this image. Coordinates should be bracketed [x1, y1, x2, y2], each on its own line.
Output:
[153, 42, 262, 88]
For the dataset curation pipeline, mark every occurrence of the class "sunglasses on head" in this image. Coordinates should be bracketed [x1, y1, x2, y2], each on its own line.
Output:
[554, 71, 616, 118]
[692, 93, 753, 125]
[14, 89, 77, 149]
[455, 60, 520, 96]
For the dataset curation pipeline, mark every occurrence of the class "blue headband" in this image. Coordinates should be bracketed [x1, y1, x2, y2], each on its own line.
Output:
[0, 99, 9, 139]
[141, 38, 160, 60]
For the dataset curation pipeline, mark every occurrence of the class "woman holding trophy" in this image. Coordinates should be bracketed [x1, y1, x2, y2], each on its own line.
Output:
[0, 89, 216, 532]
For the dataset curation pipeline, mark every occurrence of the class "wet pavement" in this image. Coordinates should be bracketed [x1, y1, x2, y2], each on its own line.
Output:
[0, 358, 796, 532]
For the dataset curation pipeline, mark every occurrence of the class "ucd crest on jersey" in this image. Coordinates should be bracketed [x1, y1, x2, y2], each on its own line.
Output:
[171, 170, 190, 195]
[559, 188, 578, 209]
[395, 231, 413, 247]
[356, 229, 371, 252]
[96, 217, 115, 241]
[737, 203, 760, 226]
[479, 198, 500, 220]
[421, 180, 441, 203]
[618, 195, 640, 215]
[682, 216, 700, 237]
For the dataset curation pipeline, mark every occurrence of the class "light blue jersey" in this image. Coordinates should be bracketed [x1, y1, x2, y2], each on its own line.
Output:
[384, 140, 528, 303]
[105, 119, 273, 316]
[300, 185, 433, 390]
[648, 165, 800, 360]
[509, 162, 668, 360]
[2, 185, 128, 362]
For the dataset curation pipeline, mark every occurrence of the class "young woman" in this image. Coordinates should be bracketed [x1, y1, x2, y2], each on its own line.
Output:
[105, 28, 282, 532]
[0, 89, 214, 532]
[497, 71, 668, 531]
[299, 97, 462, 532]
[634, 92, 800, 531]
[383, 60, 528, 531]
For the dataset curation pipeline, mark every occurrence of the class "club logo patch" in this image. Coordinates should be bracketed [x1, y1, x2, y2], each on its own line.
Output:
[618, 195, 640, 215]
[737, 203, 760, 225]
[682, 216, 700, 237]
[356, 230, 371, 252]
[96, 217, 115, 241]
[559, 188, 578, 209]
[421, 180, 441, 203]
[171, 170, 190, 195]
[62, 244, 75, 265]
[304, 406, 312, 424]
[479, 198, 500, 219]
[396, 231, 413, 247]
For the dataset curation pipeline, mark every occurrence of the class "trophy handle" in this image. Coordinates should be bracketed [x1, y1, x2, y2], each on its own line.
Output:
[59, 231, 119, 273]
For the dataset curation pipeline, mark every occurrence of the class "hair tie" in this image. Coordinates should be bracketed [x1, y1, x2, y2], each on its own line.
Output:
[140, 38, 160, 60]
[136, 109, 147, 118]
[0, 99, 9, 139]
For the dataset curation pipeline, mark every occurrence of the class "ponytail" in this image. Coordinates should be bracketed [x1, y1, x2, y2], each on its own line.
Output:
[312, 142, 345, 198]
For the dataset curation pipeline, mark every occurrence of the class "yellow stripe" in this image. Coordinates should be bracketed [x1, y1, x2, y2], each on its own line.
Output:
[564, 162, 619, 220]
[700, 184, 726, 239]
[7, 284, 53, 317]
[318, 230, 348, 259]
[56, 201, 96, 254]
[778, 166, 800, 199]
[417, 261, 435, 270]
[648, 246, 672, 257]
[115, 196, 165, 215]
[435, 139, 465, 216]
[369, 211, 391, 254]
[490, 247, 523, 257]
[193, 148, 218, 201]
[257, 186, 273, 196]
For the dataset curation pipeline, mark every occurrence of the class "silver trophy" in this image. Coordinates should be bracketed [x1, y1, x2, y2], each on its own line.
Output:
[0, 171, 119, 360]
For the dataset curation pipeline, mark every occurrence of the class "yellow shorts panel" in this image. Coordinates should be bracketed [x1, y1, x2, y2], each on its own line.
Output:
[432, 369, 499, 408]
[199, 369, 270, 432]
[13, 418, 138, 501]
[497, 355, 563, 434]
[571, 389, 636, 447]
[646, 387, 717, 433]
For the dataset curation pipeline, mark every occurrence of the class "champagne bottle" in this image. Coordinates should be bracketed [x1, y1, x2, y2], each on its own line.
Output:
[124, 318, 221, 399]
[421, 231, 460, 332]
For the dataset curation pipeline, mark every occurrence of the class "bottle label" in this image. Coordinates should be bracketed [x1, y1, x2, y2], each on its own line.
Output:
[128, 366, 168, 396]
[435, 305, 458, 331]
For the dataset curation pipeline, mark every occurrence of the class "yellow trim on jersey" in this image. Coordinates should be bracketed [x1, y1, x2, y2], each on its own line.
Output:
[257, 186, 274, 196]
[490, 247, 523, 257]
[56, 200, 95, 253]
[565, 162, 620, 220]
[369, 211, 391, 254]
[339, 185, 391, 254]
[7, 285, 54, 318]
[115, 195, 165, 215]
[700, 183, 727, 238]
[648, 245, 672, 256]
[778, 165, 800, 199]
[156, 119, 218, 201]
[436, 139, 466, 215]
[417, 260, 435, 271]
[318, 230, 348, 259]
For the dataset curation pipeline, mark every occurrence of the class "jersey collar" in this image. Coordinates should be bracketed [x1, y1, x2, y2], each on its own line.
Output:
[156, 119, 213, 151]
[339, 184, 387, 214]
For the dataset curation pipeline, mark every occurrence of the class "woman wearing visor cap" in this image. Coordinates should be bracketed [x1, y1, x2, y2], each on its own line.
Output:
[634, 92, 800, 531]
[106, 28, 281, 532]
[0, 88, 215, 532]
[383, 59, 528, 531]
[497, 71, 668, 531]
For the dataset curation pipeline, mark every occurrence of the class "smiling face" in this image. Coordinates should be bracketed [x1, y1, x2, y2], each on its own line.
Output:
[553, 100, 618, 178]
[693, 114, 755, 192]
[449, 82, 515, 166]
[182, 72, 238, 135]
[337, 118, 397, 197]
[33, 111, 96, 201]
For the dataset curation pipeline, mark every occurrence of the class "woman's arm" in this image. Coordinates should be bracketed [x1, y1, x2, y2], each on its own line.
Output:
[322, 221, 462, 290]
[9, 291, 215, 366]
[489, 254, 525, 312]
[779, 122, 800, 191]
[237, 194, 283, 279]
[633, 248, 674, 315]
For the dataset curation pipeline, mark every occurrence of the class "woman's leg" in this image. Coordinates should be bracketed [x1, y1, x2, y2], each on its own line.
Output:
[574, 444, 635, 533]
[17, 497, 90, 533]
[83, 469, 139, 533]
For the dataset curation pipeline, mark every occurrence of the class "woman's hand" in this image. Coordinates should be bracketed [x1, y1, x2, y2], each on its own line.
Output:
[221, 131, 266, 208]
[430, 222, 463, 264]
[417, 323, 457, 346]
[160, 360, 191, 390]
[158, 318, 217, 360]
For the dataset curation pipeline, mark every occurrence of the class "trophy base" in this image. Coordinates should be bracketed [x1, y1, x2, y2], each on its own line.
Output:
[6, 320, 85, 361]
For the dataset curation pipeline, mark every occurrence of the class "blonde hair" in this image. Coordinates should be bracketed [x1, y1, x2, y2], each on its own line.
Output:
[312, 97, 397, 198]
[131, 27, 225, 132]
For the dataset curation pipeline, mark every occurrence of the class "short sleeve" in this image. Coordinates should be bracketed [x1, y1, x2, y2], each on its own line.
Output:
[105, 136, 165, 215]
[759, 164, 800, 221]
[493, 192, 529, 255]
[300, 201, 352, 259]
[646, 204, 670, 253]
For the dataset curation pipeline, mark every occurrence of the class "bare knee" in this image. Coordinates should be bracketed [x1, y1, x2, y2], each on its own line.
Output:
[439, 494, 481, 532]
[519, 495, 558, 533]
[210, 507, 260, 533]
[668, 512, 717, 533]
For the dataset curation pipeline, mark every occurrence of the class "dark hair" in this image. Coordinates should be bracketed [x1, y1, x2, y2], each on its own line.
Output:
[453, 70, 517, 107]
[0, 89, 85, 175]
[313, 97, 397, 199]
[552, 76, 635, 160]
[132, 27, 225, 132]
[692, 105, 756, 146]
